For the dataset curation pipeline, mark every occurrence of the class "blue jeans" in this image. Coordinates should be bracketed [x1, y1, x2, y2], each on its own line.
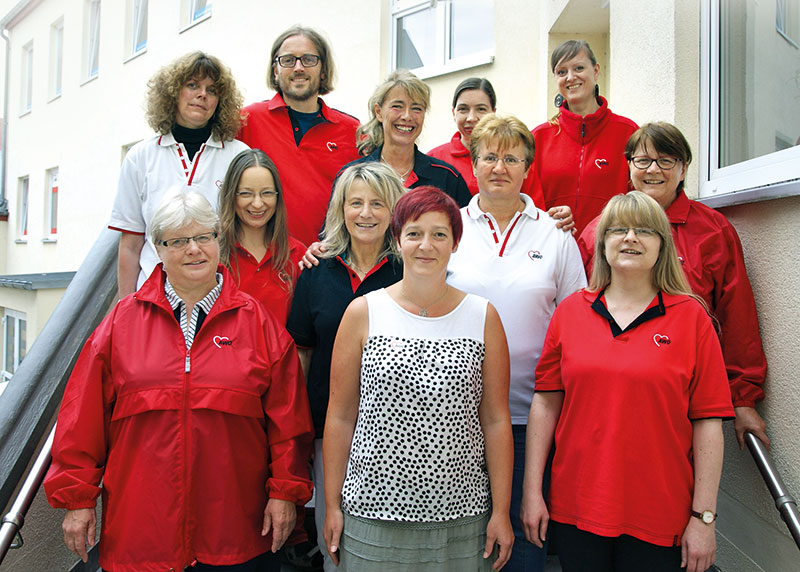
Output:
[505, 424, 552, 572]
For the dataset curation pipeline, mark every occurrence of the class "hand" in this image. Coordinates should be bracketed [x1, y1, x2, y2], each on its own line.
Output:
[484, 512, 514, 570]
[734, 406, 769, 451]
[323, 505, 344, 565]
[262, 499, 296, 552]
[62, 508, 96, 563]
[300, 242, 326, 269]
[520, 492, 549, 548]
[547, 205, 575, 234]
[681, 516, 716, 572]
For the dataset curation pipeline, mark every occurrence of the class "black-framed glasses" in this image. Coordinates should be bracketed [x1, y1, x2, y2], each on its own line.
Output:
[235, 190, 279, 201]
[274, 54, 320, 68]
[159, 231, 218, 250]
[605, 227, 658, 238]
[477, 154, 526, 168]
[630, 156, 680, 170]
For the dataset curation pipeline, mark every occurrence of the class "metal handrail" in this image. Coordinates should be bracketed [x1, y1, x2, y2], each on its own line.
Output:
[745, 432, 800, 550]
[0, 427, 54, 564]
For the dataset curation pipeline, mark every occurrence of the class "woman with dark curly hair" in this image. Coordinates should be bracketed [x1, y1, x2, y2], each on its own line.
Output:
[218, 149, 304, 325]
[110, 51, 249, 299]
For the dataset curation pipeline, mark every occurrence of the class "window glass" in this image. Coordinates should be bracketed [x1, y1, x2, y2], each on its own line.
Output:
[47, 168, 59, 235]
[450, 0, 493, 59]
[18, 177, 28, 238]
[3, 318, 13, 374]
[21, 42, 33, 112]
[719, 0, 800, 168]
[50, 20, 63, 97]
[396, 6, 436, 70]
[132, 0, 147, 54]
[87, 0, 101, 78]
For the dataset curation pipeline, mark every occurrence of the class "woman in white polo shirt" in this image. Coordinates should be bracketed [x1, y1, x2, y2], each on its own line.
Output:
[446, 113, 586, 572]
[109, 51, 249, 299]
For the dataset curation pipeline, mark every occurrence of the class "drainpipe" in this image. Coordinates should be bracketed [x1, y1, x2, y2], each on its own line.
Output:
[0, 26, 10, 217]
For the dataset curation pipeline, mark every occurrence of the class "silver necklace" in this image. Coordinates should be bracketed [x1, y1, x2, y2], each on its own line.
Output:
[380, 155, 413, 182]
[401, 285, 449, 317]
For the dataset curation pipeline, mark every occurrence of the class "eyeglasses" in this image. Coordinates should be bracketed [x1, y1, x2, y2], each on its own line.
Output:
[630, 156, 679, 170]
[159, 231, 218, 250]
[235, 190, 279, 201]
[274, 54, 320, 68]
[606, 227, 658, 238]
[477, 154, 526, 168]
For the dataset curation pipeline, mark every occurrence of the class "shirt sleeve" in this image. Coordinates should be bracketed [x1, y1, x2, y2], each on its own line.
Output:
[262, 320, 314, 504]
[108, 147, 147, 234]
[44, 319, 116, 510]
[286, 268, 316, 348]
[712, 221, 767, 407]
[688, 307, 736, 420]
[534, 304, 566, 391]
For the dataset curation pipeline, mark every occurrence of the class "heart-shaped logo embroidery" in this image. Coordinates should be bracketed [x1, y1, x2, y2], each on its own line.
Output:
[213, 335, 231, 348]
[595, 158, 609, 169]
[326, 141, 337, 152]
[528, 250, 543, 260]
[653, 334, 671, 347]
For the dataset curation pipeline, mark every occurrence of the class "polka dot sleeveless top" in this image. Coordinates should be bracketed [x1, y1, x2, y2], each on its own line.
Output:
[341, 288, 491, 522]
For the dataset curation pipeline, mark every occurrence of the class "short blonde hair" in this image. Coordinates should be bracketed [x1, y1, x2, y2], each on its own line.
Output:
[321, 162, 405, 259]
[469, 113, 535, 169]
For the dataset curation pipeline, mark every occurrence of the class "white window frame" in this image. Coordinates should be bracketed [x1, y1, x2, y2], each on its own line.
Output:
[20, 41, 33, 114]
[17, 176, 29, 240]
[699, 0, 800, 207]
[83, 0, 101, 82]
[49, 18, 64, 100]
[126, 0, 147, 59]
[44, 167, 59, 239]
[2, 309, 27, 381]
[180, 0, 211, 32]
[391, 0, 495, 80]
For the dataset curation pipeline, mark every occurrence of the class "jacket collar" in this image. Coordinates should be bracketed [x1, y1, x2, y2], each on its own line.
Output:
[558, 96, 611, 143]
[134, 264, 249, 316]
[664, 190, 691, 225]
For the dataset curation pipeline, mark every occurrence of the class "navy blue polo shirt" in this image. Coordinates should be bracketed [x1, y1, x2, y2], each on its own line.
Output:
[287, 255, 403, 438]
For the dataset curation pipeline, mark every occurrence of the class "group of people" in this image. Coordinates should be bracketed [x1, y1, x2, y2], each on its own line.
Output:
[42, 25, 768, 572]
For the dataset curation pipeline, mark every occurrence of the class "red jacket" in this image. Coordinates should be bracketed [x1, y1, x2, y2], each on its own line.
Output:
[428, 132, 545, 207]
[45, 266, 314, 572]
[530, 97, 637, 234]
[577, 191, 767, 407]
[238, 94, 360, 245]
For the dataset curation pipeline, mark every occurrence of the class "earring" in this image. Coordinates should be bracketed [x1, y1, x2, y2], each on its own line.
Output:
[554, 93, 564, 108]
[594, 84, 599, 98]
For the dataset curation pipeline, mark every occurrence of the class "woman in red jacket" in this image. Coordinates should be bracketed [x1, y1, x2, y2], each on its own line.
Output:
[530, 40, 637, 235]
[45, 191, 314, 572]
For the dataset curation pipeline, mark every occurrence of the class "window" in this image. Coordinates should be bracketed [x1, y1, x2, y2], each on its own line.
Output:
[127, 0, 147, 58]
[2, 310, 27, 381]
[17, 177, 28, 239]
[699, 0, 800, 205]
[50, 18, 64, 99]
[84, 0, 101, 80]
[181, 0, 211, 30]
[45, 168, 59, 237]
[777, 0, 799, 46]
[392, 0, 494, 79]
[20, 41, 33, 113]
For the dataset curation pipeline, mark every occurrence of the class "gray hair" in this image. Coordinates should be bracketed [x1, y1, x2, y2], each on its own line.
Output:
[149, 189, 220, 245]
[321, 162, 405, 259]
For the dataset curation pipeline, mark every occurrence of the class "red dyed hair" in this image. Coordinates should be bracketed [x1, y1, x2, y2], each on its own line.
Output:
[390, 186, 463, 246]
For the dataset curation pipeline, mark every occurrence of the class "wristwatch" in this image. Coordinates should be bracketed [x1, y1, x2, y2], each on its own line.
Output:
[690, 509, 717, 524]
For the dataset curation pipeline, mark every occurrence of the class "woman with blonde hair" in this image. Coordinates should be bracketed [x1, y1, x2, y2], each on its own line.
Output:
[110, 51, 249, 299]
[345, 69, 471, 206]
[287, 161, 406, 572]
[529, 40, 637, 235]
[218, 149, 303, 325]
[522, 191, 733, 572]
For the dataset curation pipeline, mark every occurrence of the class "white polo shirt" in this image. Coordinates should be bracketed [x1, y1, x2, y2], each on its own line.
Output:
[447, 193, 586, 424]
[109, 132, 249, 288]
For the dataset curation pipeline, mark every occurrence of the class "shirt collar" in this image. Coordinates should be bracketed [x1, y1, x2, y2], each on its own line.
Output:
[268, 93, 334, 122]
[164, 272, 224, 314]
[157, 131, 223, 148]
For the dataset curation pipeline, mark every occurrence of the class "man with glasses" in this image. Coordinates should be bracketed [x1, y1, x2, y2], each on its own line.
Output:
[238, 26, 360, 247]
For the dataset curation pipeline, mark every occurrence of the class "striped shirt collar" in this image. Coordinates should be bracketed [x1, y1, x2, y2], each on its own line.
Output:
[164, 273, 223, 348]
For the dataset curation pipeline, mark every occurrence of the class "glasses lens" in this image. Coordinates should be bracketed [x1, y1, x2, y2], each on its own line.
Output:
[632, 158, 652, 169]
[656, 158, 677, 169]
[236, 191, 254, 199]
[277, 55, 296, 68]
[300, 54, 320, 67]
[260, 191, 278, 199]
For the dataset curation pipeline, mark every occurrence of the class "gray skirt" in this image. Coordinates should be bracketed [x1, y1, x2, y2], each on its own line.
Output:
[339, 511, 494, 572]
